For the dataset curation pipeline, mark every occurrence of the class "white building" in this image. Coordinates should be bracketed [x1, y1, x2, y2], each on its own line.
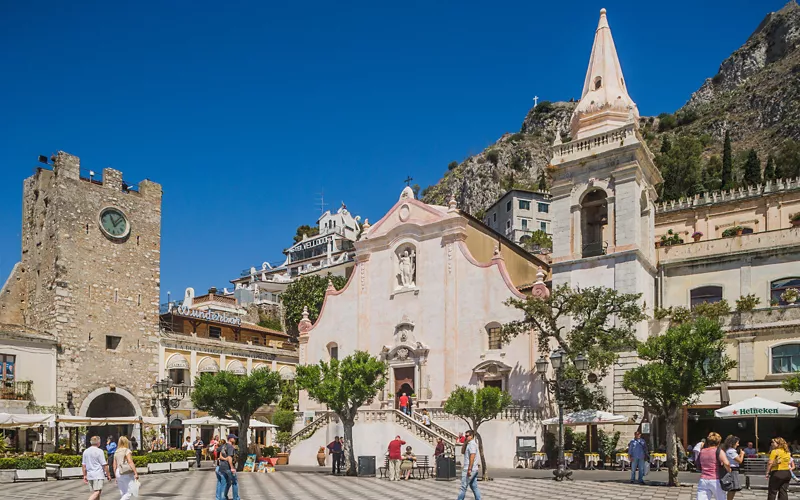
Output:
[483, 189, 553, 242]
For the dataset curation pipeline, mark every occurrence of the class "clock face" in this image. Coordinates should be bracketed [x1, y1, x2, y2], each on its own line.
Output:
[99, 207, 130, 239]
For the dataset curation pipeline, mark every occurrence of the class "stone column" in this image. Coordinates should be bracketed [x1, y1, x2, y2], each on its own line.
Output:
[606, 196, 616, 251]
[571, 204, 582, 258]
[738, 337, 756, 382]
[189, 351, 197, 383]
[246, 358, 253, 375]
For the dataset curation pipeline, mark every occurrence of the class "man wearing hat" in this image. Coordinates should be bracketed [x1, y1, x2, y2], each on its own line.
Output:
[217, 434, 240, 500]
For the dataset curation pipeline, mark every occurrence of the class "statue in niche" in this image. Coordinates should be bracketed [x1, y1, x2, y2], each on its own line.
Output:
[397, 249, 416, 288]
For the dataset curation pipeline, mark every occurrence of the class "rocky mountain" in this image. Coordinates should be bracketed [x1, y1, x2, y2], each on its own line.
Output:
[423, 1, 800, 215]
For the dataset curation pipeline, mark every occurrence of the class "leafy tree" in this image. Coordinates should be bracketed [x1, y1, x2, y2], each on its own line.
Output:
[281, 273, 347, 338]
[660, 135, 672, 154]
[721, 130, 734, 190]
[657, 113, 676, 132]
[656, 135, 703, 201]
[448, 161, 458, 171]
[520, 230, 552, 253]
[623, 317, 736, 486]
[191, 368, 282, 471]
[257, 310, 283, 331]
[776, 139, 800, 179]
[486, 149, 500, 166]
[296, 351, 387, 476]
[782, 374, 800, 395]
[503, 285, 646, 410]
[764, 155, 777, 180]
[703, 155, 723, 192]
[537, 171, 548, 191]
[411, 183, 421, 198]
[743, 149, 762, 186]
[443, 386, 512, 480]
[293, 224, 320, 243]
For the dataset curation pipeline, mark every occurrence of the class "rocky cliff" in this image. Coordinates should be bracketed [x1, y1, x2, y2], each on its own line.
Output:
[423, 1, 800, 215]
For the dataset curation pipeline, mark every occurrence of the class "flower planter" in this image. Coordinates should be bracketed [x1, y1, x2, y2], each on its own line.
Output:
[148, 462, 171, 473]
[275, 452, 289, 465]
[14, 469, 46, 482]
[136, 466, 149, 475]
[0, 470, 15, 483]
[170, 461, 189, 471]
[736, 229, 743, 236]
[58, 467, 84, 479]
[692, 235, 702, 242]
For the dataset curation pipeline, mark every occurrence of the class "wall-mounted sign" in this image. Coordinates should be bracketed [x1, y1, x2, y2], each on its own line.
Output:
[174, 306, 242, 326]
[289, 235, 333, 252]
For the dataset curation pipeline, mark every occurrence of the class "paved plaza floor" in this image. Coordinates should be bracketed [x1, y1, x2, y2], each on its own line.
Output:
[5, 470, 800, 499]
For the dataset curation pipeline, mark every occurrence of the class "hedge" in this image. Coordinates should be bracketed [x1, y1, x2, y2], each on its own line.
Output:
[132, 456, 149, 467]
[44, 454, 82, 468]
[0, 458, 16, 470]
[13, 457, 46, 470]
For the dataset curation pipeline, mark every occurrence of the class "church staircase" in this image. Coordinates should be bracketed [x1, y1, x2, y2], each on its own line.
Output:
[394, 410, 457, 456]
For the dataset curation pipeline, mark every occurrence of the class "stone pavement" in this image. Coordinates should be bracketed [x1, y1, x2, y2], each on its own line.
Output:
[4, 470, 800, 499]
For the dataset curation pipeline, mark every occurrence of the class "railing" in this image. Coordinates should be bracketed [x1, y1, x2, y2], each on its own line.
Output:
[394, 410, 457, 457]
[582, 241, 607, 258]
[411, 410, 459, 443]
[0, 380, 33, 401]
[553, 123, 635, 158]
[288, 411, 332, 450]
[655, 176, 800, 214]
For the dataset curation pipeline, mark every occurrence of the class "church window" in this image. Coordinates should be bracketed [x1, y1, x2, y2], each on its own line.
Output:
[690, 286, 723, 308]
[487, 325, 503, 350]
[594, 77, 602, 90]
[771, 277, 800, 305]
[519, 200, 531, 210]
[328, 343, 339, 361]
[772, 344, 800, 374]
[580, 189, 608, 258]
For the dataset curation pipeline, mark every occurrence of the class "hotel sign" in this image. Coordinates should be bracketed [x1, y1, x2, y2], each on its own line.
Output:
[174, 306, 242, 326]
[290, 235, 333, 252]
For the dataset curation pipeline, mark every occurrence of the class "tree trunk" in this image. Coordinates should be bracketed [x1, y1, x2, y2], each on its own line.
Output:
[475, 430, 489, 480]
[665, 406, 680, 487]
[237, 418, 250, 472]
[343, 419, 357, 476]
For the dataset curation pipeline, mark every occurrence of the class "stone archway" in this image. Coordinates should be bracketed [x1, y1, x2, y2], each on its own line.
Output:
[82, 389, 140, 451]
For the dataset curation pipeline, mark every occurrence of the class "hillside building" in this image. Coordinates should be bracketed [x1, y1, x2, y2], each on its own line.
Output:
[482, 189, 553, 243]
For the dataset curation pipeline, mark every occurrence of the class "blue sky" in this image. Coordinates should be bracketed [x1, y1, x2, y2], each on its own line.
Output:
[0, 0, 789, 301]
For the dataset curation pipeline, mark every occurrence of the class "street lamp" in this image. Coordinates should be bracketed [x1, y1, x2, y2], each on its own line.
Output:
[152, 378, 184, 448]
[537, 350, 589, 481]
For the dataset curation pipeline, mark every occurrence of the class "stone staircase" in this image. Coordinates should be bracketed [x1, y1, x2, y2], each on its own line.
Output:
[288, 411, 332, 450]
[410, 410, 459, 443]
[394, 410, 457, 457]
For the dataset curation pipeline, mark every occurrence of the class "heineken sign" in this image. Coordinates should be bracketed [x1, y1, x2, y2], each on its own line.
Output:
[733, 408, 780, 415]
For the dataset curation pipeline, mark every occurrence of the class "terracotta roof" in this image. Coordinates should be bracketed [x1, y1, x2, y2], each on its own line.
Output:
[241, 321, 290, 337]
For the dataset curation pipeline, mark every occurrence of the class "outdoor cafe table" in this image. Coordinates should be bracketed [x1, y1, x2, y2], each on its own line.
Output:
[531, 452, 547, 469]
[651, 453, 667, 471]
[585, 452, 600, 470]
[617, 452, 630, 470]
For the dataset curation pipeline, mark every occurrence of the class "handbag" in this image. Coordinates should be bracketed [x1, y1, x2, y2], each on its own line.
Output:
[717, 448, 735, 491]
[116, 449, 134, 475]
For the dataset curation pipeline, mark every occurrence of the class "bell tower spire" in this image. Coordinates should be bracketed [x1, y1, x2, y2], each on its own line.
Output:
[570, 8, 638, 140]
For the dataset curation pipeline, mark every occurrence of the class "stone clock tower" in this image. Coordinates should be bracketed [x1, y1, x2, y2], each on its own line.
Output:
[549, 10, 662, 420]
[1, 151, 162, 420]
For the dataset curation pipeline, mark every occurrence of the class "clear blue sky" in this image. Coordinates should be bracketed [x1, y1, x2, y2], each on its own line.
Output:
[0, 0, 788, 301]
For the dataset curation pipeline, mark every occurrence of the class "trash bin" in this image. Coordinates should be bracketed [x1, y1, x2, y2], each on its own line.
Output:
[436, 456, 456, 481]
[358, 456, 376, 477]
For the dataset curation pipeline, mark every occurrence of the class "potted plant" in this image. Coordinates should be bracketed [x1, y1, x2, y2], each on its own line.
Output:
[272, 407, 296, 465]
[132, 455, 149, 475]
[14, 457, 46, 482]
[722, 226, 743, 238]
[736, 294, 761, 312]
[692, 231, 703, 242]
[147, 451, 171, 473]
[792, 213, 800, 228]
[275, 432, 291, 465]
[782, 288, 799, 305]
[0, 457, 16, 483]
[660, 229, 684, 246]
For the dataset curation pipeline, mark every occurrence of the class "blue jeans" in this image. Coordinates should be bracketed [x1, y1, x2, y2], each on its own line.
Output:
[222, 469, 240, 500]
[457, 470, 481, 500]
[630, 457, 645, 483]
[215, 467, 224, 500]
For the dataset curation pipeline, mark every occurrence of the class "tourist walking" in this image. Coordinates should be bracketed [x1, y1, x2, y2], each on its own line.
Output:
[82, 436, 111, 500]
[766, 437, 794, 500]
[456, 430, 481, 500]
[209, 435, 219, 461]
[193, 436, 204, 469]
[627, 430, 648, 484]
[388, 435, 406, 481]
[401, 446, 416, 480]
[722, 435, 743, 500]
[217, 434, 240, 500]
[422, 409, 432, 428]
[696, 432, 731, 500]
[129, 436, 137, 452]
[112, 436, 139, 500]
[327, 436, 343, 474]
[399, 393, 410, 415]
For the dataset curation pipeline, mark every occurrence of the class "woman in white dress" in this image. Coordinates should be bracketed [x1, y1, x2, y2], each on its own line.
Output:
[113, 436, 139, 500]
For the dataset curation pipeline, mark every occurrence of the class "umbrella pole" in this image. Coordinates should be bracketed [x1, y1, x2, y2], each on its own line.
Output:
[755, 416, 759, 452]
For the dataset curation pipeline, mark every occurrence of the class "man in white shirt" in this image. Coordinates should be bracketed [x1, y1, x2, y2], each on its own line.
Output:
[457, 430, 482, 500]
[184, 436, 194, 451]
[82, 435, 110, 500]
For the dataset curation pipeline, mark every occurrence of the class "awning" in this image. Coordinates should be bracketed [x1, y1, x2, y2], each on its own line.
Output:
[198, 357, 220, 373]
[714, 396, 798, 419]
[0, 413, 55, 429]
[542, 409, 632, 426]
[226, 360, 247, 375]
[166, 353, 190, 370]
[182, 416, 275, 429]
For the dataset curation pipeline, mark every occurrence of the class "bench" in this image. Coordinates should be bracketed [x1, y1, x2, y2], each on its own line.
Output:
[741, 457, 769, 489]
[378, 457, 390, 478]
[413, 455, 433, 479]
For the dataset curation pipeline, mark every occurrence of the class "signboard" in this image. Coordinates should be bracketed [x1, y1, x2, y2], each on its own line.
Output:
[641, 422, 651, 434]
[289, 235, 333, 252]
[243, 454, 256, 472]
[174, 306, 242, 326]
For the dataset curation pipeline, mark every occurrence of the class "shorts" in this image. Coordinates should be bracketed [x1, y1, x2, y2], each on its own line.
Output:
[88, 479, 105, 491]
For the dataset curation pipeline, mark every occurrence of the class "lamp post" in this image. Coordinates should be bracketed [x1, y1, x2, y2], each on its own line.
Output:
[536, 349, 589, 481]
[152, 378, 185, 448]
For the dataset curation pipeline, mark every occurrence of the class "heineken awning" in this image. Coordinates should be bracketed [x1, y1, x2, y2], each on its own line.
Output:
[714, 396, 798, 419]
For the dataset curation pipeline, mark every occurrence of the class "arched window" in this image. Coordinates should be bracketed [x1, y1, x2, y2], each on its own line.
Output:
[771, 278, 800, 305]
[690, 286, 723, 308]
[772, 344, 800, 374]
[327, 342, 339, 361]
[486, 323, 503, 350]
[581, 190, 608, 258]
[594, 77, 603, 90]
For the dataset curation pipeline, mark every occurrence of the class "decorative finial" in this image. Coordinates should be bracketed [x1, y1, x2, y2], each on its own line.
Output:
[301, 305, 310, 321]
[553, 132, 562, 146]
[326, 279, 336, 292]
[362, 218, 370, 229]
[600, 7, 606, 14]
[298, 305, 313, 334]
[448, 194, 457, 212]
[535, 266, 546, 284]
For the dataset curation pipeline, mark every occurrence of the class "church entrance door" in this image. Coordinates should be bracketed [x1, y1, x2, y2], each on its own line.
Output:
[394, 367, 414, 409]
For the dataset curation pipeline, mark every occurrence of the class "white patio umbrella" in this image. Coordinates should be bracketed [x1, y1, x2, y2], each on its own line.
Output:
[715, 396, 798, 450]
[542, 409, 632, 453]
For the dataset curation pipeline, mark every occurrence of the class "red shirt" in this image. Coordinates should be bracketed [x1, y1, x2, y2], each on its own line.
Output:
[388, 439, 406, 459]
[399, 395, 409, 408]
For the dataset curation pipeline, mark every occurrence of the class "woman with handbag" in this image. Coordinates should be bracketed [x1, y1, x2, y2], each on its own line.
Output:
[766, 437, 794, 500]
[113, 436, 140, 500]
[722, 435, 744, 499]
[696, 432, 732, 500]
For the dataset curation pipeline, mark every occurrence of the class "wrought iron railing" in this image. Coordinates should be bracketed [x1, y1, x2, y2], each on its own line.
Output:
[0, 380, 33, 401]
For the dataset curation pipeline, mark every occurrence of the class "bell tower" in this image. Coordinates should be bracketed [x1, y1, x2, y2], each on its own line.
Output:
[549, 9, 662, 420]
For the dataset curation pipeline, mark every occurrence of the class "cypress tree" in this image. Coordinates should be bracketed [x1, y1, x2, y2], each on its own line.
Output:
[743, 149, 761, 186]
[537, 171, 547, 191]
[721, 130, 734, 189]
[764, 155, 777, 180]
[660, 135, 672, 154]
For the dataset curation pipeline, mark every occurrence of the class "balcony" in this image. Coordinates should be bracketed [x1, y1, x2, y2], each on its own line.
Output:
[657, 227, 800, 264]
[582, 240, 607, 258]
[0, 380, 32, 401]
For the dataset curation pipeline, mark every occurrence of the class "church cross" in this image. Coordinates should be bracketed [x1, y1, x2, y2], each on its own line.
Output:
[404, 175, 413, 186]
[533, 95, 539, 107]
